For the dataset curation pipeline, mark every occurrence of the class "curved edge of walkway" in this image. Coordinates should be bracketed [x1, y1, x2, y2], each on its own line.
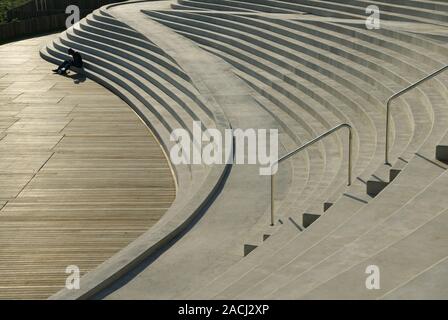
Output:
[46, 0, 233, 300]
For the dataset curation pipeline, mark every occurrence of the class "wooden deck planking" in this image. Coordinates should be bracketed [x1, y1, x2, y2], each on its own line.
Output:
[0, 35, 176, 299]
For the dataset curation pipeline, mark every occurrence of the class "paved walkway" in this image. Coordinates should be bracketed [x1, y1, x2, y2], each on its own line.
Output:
[0, 34, 175, 299]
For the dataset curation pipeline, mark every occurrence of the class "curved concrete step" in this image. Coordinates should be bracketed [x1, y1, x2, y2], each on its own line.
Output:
[157, 5, 448, 300]
[83, 13, 148, 39]
[329, 0, 448, 22]
[382, 255, 448, 299]
[53, 36, 197, 141]
[178, 0, 299, 13]
[82, 13, 184, 70]
[159, 19, 360, 229]
[146, 10, 428, 206]
[217, 0, 448, 25]
[184, 0, 448, 24]
[297, 203, 448, 299]
[66, 24, 215, 128]
[166, 8, 448, 198]
[144, 9, 424, 168]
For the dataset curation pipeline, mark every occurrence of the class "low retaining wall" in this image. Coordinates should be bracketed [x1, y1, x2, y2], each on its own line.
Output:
[6, 0, 122, 20]
[1, 14, 65, 44]
[0, 0, 121, 44]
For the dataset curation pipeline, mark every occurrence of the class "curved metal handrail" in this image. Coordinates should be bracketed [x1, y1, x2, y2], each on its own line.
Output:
[270, 124, 353, 226]
[385, 65, 448, 165]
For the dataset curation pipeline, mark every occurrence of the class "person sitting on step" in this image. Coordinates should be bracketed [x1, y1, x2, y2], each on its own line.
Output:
[53, 48, 83, 75]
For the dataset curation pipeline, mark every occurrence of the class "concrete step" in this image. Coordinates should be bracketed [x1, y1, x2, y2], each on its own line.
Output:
[146, 10, 438, 205]
[382, 255, 448, 299]
[85, 12, 184, 66]
[297, 208, 448, 299]
[79, 18, 185, 73]
[187, 0, 448, 24]
[147, 5, 448, 300]
[252, 0, 448, 25]
[179, 0, 299, 13]
[67, 23, 215, 128]
[368, 0, 448, 12]
[144, 10, 384, 146]
[54, 34, 201, 136]
[316, 0, 448, 23]
[83, 13, 148, 39]
[171, 3, 209, 11]
[155, 9, 447, 164]
[91, 9, 135, 29]
[258, 165, 448, 299]
[147, 8, 430, 164]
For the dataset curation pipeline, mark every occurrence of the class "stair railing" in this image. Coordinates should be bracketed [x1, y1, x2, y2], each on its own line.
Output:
[385, 65, 448, 165]
[270, 124, 353, 226]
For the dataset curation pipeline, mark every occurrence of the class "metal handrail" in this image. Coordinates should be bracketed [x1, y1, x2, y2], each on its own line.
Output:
[270, 124, 353, 226]
[385, 65, 448, 165]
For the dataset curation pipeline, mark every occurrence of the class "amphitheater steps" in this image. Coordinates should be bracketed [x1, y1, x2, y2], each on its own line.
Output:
[143, 10, 384, 164]
[177, 0, 300, 14]
[173, 19, 372, 248]
[174, 0, 448, 25]
[164, 9, 444, 166]
[68, 3, 310, 300]
[65, 24, 215, 129]
[156, 1, 448, 298]
[210, 0, 448, 25]
[48, 38, 190, 137]
[36, 0, 448, 299]
[250, 15, 446, 188]
[145, 10, 448, 187]
[150, 14, 354, 225]
[144, 6, 440, 242]
[198, 47, 345, 257]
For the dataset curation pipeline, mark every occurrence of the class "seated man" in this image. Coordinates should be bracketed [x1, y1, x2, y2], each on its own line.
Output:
[53, 48, 83, 75]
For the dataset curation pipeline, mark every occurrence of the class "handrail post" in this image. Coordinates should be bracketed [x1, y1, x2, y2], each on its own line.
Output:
[385, 98, 391, 165]
[385, 65, 448, 165]
[270, 174, 275, 226]
[270, 124, 352, 226]
[348, 126, 353, 186]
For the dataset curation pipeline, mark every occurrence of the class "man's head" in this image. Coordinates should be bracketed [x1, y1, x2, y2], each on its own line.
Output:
[68, 48, 75, 55]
